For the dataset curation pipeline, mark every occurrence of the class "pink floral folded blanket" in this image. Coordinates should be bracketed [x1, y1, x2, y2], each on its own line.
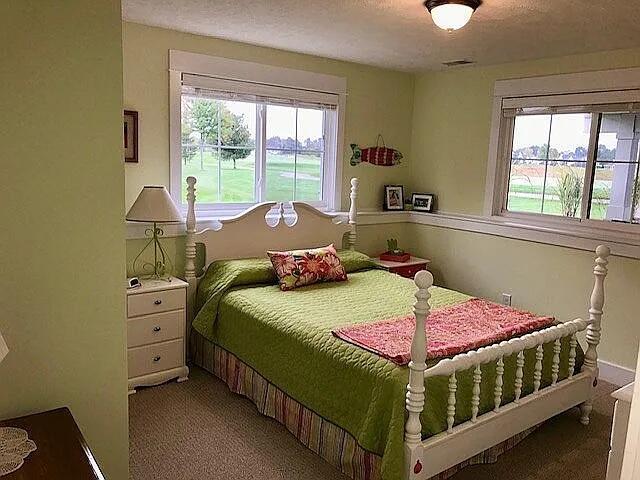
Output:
[332, 298, 554, 365]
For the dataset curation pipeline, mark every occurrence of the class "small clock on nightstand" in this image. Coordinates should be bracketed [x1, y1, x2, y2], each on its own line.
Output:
[372, 256, 431, 279]
[126, 277, 189, 394]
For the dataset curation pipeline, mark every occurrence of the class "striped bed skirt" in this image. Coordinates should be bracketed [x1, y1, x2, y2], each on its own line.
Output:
[191, 332, 536, 480]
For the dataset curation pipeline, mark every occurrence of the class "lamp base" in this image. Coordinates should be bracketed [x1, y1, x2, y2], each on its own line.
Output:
[131, 223, 175, 279]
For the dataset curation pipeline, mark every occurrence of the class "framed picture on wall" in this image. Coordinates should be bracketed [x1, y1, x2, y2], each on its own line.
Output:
[384, 185, 405, 211]
[412, 193, 435, 212]
[124, 110, 138, 163]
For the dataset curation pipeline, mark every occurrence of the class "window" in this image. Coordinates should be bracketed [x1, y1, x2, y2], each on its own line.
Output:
[169, 52, 345, 215]
[484, 68, 640, 253]
[503, 107, 640, 225]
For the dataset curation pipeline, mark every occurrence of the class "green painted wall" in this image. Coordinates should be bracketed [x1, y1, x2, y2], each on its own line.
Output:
[123, 22, 415, 276]
[409, 48, 640, 369]
[410, 48, 640, 214]
[121, 23, 640, 370]
[0, 2, 128, 478]
[123, 22, 415, 212]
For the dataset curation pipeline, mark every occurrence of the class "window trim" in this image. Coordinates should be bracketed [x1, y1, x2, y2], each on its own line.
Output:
[169, 50, 346, 216]
[484, 67, 640, 242]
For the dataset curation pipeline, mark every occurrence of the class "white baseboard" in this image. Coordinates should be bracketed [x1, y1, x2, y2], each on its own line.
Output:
[599, 359, 635, 386]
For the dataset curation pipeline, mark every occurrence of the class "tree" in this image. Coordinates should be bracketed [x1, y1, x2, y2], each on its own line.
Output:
[597, 144, 616, 160]
[181, 130, 197, 165]
[189, 100, 218, 143]
[220, 112, 252, 169]
[184, 98, 254, 169]
[183, 99, 218, 170]
[573, 146, 588, 160]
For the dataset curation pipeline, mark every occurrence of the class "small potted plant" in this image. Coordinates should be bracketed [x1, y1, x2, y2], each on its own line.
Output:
[380, 238, 410, 262]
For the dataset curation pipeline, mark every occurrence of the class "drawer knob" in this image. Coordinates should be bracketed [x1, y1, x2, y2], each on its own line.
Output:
[153, 356, 161, 362]
[154, 299, 162, 305]
[153, 326, 162, 332]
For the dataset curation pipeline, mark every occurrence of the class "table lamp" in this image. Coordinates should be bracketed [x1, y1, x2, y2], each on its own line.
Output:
[126, 186, 183, 280]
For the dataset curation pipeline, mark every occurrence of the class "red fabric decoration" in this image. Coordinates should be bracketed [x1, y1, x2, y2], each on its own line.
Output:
[333, 298, 554, 365]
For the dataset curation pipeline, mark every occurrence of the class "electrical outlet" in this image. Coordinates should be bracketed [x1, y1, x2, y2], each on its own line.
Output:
[502, 293, 512, 306]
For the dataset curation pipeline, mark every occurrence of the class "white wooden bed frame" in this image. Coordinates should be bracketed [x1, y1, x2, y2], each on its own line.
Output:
[184, 175, 610, 480]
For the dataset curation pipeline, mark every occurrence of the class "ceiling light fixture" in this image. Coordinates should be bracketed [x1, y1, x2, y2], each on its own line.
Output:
[424, 0, 482, 31]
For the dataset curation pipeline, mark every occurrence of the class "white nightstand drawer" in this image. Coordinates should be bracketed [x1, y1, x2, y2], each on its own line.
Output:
[128, 339, 184, 378]
[127, 310, 184, 348]
[128, 288, 184, 317]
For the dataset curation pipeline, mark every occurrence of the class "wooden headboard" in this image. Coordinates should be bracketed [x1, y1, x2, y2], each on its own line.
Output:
[183, 177, 359, 322]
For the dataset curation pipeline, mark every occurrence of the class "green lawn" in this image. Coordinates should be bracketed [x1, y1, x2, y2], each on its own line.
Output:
[507, 195, 608, 219]
[181, 150, 321, 203]
[509, 183, 610, 200]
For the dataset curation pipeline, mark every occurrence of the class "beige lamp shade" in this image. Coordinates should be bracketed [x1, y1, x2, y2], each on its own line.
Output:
[0, 331, 7, 363]
[126, 186, 182, 223]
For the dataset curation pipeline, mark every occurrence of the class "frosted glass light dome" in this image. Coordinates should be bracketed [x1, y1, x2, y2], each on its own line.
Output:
[425, 1, 481, 31]
[431, 4, 474, 30]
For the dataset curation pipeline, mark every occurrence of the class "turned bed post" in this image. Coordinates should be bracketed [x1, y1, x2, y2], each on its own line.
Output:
[184, 176, 198, 356]
[580, 245, 611, 425]
[347, 178, 358, 250]
[404, 270, 433, 478]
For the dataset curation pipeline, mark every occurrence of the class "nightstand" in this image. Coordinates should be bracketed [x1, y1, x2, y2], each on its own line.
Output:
[372, 256, 431, 279]
[127, 277, 189, 394]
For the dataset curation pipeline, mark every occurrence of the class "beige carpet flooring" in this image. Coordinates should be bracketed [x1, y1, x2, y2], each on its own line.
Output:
[129, 366, 617, 480]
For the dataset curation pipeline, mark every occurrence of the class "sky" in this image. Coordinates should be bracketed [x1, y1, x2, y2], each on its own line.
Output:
[512, 113, 619, 152]
[224, 100, 324, 142]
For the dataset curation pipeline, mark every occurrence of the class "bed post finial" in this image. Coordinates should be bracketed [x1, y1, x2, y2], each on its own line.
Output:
[404, 270, 432, 478]
[185, 176, 197, 357]
[348, 178, 358, 250]
[580, 244, 610, 425]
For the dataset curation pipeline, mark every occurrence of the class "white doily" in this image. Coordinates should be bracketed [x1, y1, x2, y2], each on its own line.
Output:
[0, 427, 36, 477]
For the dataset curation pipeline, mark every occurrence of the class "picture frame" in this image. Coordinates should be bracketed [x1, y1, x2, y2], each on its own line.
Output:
[412, 193, 435, 212]
[124, 110, 139, 163]
[384, 185, 405, 211]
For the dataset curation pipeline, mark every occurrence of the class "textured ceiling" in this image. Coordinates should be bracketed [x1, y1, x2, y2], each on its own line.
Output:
[122, 0, 640, 72]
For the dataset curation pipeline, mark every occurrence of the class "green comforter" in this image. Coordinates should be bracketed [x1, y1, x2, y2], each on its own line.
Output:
[193, 251, 583, 480]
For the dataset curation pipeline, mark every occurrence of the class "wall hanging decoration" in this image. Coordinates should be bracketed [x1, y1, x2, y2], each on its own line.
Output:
[384, 185, 405, 211]
[412, 193, 436, 212]
[350, 135, 403, 166]
[124, 110, 139, 163]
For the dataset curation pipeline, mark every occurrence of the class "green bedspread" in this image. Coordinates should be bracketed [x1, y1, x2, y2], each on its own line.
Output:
[193, 251, 583, 480]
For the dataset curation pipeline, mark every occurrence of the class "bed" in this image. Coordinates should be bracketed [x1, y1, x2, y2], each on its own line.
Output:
[183, 176, 610, 480]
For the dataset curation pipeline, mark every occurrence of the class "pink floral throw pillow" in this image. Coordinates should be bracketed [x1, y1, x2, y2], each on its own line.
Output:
[267, 244, 348, 291]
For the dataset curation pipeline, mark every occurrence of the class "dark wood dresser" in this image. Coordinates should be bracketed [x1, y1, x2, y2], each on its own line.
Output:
[0, 407, 104, 479]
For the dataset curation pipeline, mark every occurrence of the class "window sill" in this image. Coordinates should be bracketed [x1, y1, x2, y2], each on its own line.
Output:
[126, 209, 640, 259]
[351, 210, 640, 259]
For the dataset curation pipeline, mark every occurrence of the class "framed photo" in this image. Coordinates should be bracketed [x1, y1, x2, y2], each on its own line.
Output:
[124, 110, 138, 163]
[412, 193, 435, 212]
[384, 185, 405, 211]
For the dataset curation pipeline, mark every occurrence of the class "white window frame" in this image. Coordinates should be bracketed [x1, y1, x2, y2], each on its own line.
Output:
[485, 67, 640, 245]
[169, 50, 346, 217]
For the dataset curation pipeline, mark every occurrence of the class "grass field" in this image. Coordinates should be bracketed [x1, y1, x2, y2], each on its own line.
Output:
[181, 150, 321, 203]
[507, 194, 608, 219]
[507, 163, 613, 219]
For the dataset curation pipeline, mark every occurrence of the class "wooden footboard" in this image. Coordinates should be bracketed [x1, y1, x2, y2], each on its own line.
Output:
[404, 246, 611, 479]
